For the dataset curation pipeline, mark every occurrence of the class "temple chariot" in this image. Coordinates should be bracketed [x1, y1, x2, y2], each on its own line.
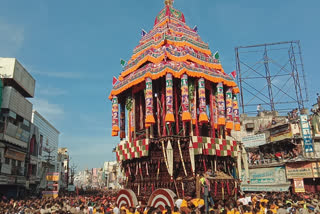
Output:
[109, 0, 241, 209]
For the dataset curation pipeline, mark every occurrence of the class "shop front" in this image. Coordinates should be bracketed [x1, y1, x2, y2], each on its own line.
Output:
[286, 161, 320, 193]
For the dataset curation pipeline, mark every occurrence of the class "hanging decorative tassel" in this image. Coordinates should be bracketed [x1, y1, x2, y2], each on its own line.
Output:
[211, 160, 214, 173]
[138, 183, 140, 196]
[112, 96, 120, 133]
[166, 140, 174, 181]
[178, 140, 187, 176]
[135, 163, 139, 176]
[152, 183, 155, 192]
[165, 73, 175, 122]
[120, 104, 126, 139]
[234, 181, 238, 200]
[233, 93, 240, 131]
[217, 83, 226, 125]
[181, 182, 185, 198]
[225, 88, 233, 130]
[181, 74, 191, 121]
[157, 159, 161, 180]
[162, 141, 170, 175]
[214, 157, 217, 171]
[226, 181, 230, 195]
[145, 77, 156, 126]
[139, 162, 143, 181]
[190, 81, 197, 125]
[214, 181, 218, 197]
[128, 165, 131, 175]
[146, 162, 149, 176]
[202, 158, 207, 172]
[198, 78, 208, 123]
[221, 182, 225, 200]
[189, 141, 195, 176]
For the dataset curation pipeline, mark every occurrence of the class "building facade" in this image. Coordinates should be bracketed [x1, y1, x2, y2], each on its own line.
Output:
[57, 148, 69, 190]
[234, 109, 320, 193]
[0, 58, 35, 198]
[31, 110, 60, 189]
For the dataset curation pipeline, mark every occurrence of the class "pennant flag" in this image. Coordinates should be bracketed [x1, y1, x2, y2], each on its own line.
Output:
[141, 29, 147, 37]
[112, 76, 118, 86]
[120, 59, 126, 67]
[214, 51, 219, 60]
[193, 25, 198, 32]
[230, 71, 237, 79]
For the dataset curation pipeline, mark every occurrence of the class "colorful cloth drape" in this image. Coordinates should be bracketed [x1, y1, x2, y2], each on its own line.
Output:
[120, 104, 126, 139]
[145, 77, 155, 126]
[130, 109, 135, 132]
[181, 74, 191, 121]
[225, 88, 233, 130]
[112, 96, 119, 136]
[213, 88, 218, 129]
[217, 83, 225, 125]
[198, 78, 208, 123]
[233, 94, 240, 131]
[165, 73, 175, 122]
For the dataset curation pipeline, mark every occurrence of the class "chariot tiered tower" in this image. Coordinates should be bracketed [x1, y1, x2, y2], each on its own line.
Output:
[110, 0, 240, 209]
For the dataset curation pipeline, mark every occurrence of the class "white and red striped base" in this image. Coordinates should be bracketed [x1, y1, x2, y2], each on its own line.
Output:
[147, 188, 177, 210]
[116, 189, 138, 208]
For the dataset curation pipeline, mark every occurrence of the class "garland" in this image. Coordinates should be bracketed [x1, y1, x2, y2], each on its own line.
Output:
[123, 45, 222, 77]
[110, 61, 238, 100]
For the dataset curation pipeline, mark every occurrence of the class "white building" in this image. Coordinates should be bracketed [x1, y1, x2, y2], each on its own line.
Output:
[57, 148, 69, 189]
[103, 161, 123, 189]
[31, 110, 60, 189]
[0, 58, 35, 198]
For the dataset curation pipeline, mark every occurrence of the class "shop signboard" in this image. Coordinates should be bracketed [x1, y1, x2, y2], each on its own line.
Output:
[293, 178, 305, 193]
[68, 185, 76, 192]
[5, 149, 26, 161]
[241, 166, 287, 185]
[46, 172, 60, 181]
[300, 115, 314, 153]
[286, 163, 314, 179]
[42, 191, 59, 199]
[242, 134, 266, 148]
[269, 124, 292, 142]
[241, 184, 290, 192]
[312, 162, 320, 178]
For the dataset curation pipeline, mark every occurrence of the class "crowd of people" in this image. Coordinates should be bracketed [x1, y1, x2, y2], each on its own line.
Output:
[1, 191, 320, 214]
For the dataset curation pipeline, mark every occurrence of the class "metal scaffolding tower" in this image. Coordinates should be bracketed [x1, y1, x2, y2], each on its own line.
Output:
[235, 41, 308, 115]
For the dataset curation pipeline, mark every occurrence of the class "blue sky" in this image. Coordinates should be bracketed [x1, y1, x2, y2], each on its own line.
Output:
[0, 0, 319, 170]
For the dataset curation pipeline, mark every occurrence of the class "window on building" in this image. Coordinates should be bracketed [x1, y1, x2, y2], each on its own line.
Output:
[11, 159, 16, 167]
[17, 160, 22, 168]
[5, 158, 10, 164]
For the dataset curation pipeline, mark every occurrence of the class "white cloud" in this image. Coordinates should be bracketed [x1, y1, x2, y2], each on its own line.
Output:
[0, 19, 24, 56]
[37, 85, 67, 96]
[32, 98, 64, 121]
[31, 70, 85, 79]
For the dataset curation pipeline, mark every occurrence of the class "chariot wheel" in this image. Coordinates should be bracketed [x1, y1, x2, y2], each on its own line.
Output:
[147, 188, 177, 210]
[116, 189, 138, 208]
